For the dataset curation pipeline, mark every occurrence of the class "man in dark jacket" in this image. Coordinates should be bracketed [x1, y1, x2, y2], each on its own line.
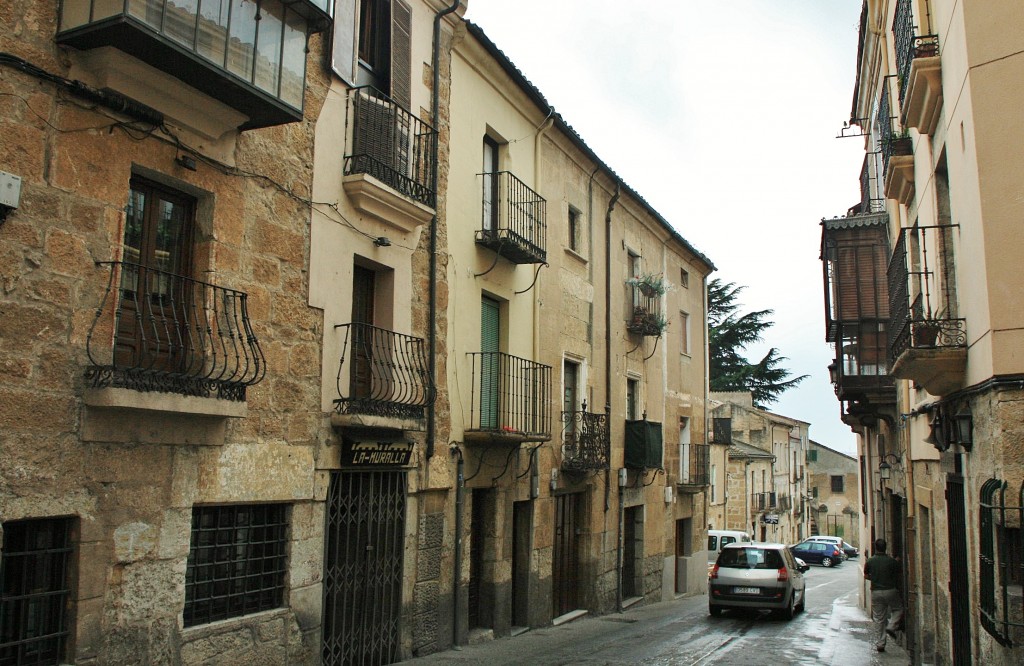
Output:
[864, 538, 903, 652]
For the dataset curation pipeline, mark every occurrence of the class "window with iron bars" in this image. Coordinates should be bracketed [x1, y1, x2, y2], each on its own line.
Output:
[184, 504, 289, 627]
[979, 479, 1024, 647]
[0, 517, 74, 666]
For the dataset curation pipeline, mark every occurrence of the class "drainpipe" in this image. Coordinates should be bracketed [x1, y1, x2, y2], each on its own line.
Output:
[532, 115, 555, 366]
[702, 272, 710, 537]
[603, 180, 621, 612]
[431, 0, 461, 649]
[428, 0, 461, 460]
[450, 444, 464, 647]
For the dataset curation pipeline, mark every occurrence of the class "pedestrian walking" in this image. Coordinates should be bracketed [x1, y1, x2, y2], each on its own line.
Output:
[864, 538, 904, 652]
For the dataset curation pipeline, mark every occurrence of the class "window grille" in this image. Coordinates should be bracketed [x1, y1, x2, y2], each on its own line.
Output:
[979, 479, 1024, 646]
[0, 518, 73, 666]
[831, 475, 845, 494]
[184, 504, 289, 627]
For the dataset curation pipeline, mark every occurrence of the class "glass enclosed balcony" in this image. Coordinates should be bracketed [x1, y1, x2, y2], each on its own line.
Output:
[57, 0, 332, 129]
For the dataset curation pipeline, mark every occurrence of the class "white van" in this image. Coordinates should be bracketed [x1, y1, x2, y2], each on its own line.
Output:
[707, 529, 752, 563]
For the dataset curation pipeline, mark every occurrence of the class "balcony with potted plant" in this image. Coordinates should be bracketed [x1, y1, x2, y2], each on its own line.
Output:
[626, 273, 670, 337]
[887, 227, 966, 396]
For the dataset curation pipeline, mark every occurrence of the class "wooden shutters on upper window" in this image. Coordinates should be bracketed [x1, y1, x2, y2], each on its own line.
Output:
[334, 0, 412, 109]
[482, 136, 499, 233]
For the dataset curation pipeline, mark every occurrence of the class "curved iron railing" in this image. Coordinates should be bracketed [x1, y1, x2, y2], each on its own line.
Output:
[560, 403, 609, 471]
[344, 86, 437, 208]
[333, 323, 435, 421]
[85, 261, 265, 401]
[467, 351, 551, 439]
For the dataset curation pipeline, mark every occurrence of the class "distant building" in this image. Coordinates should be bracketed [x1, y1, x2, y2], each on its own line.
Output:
[708, 393, 811, 544]
[806, 441, 861, 548]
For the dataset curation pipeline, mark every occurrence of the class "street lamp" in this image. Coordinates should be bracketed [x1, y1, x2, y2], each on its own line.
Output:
[878, 454, 902, 481]
[952, 407, 973, 449]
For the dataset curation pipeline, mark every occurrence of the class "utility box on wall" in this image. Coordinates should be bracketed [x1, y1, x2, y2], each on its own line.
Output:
[624, 419, 663, 470]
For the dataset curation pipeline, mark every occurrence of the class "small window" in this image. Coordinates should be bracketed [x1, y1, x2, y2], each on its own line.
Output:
[830, 475, 844, 494]
[679, 268, 689, 288]
[626, 377, 639, 421]
[0, 517, 74, 664]
[184, 504, 289, 627]
[712, 417, 732, 444]
[680, 311, 690, 355]
[567, 206, 581, 253]
[708, 535, 718, 551]
[812, 486, 819, 498]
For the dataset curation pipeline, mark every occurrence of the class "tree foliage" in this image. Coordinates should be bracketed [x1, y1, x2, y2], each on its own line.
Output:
[708, 278, 807, 408]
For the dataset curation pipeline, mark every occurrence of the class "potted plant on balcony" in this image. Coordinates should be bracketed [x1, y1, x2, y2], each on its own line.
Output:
[626, 273, 670, 298]
[884, 129, 913, 156]
[913, 320, 940, 347]
[628, 307, 669, 337]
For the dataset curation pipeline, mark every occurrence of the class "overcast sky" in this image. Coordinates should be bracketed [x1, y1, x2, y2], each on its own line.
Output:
[464, 1, 865, 455]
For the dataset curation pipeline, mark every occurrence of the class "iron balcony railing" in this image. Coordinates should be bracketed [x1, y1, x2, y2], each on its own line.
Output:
[887, 227, 966, 362]
[679, 443, 710, 486]
[860, 152, 885, 214]
[627, 286, 665, 337]
[751, 492, 778, 513]
[560, 402, 609, 471]
[345, 86, 438, 208]
[467, 352, 551, 440]
[85, 261, 265, 401]
[893, 0, 939, 104]
[476, 171, 547, 264]
[333, 323, 435, 421]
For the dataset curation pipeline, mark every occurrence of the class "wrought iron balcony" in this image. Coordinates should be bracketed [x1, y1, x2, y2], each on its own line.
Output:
[85, 261, 265, 401]
[476, 172, 547, 264]
[751, 492, 777, 513]
[560, 402, 609, 472]
[332, 323, 434, 431]
[888, 226, 966, 395]
[466, 352, 551, 443]
[626, 287, 666, 337]
[344, 87, 438, 215]
[57, 0, 331, 129]
[893, 0, 939, 106]
[678, 443, 710, 488]
[859, 153, 884, 214]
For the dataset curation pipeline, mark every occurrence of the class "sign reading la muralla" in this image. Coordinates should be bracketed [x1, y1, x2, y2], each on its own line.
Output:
[341, 439, 415, 467]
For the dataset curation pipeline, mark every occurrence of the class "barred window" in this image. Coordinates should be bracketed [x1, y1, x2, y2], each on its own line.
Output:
[0, 517, 73, 666]
[979, 479, 1024, 646]
[184, 504, 289, 627]
[830, 475, 844, 493]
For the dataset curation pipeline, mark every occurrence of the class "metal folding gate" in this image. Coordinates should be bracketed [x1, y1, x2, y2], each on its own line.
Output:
[323, 471, 406, 666]
[946, 474, 972, 665]
[553, 493, 581, 617]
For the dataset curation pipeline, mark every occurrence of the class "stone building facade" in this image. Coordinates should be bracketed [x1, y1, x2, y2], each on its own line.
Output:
[708, 393, 811, 544]
[821, 1, 1024, 663]
[0, 1, 716, 665]
[806, 441, 861, 548]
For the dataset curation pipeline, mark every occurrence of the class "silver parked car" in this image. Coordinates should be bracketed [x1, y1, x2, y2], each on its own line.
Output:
[709, 542, 809, 620]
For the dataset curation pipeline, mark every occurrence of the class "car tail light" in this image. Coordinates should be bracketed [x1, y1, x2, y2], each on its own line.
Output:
[710, 564, 719, 579]
[777, 566, 789, 582]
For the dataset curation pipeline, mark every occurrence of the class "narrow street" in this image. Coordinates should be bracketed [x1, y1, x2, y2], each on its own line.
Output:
[408, 562, 909, 665]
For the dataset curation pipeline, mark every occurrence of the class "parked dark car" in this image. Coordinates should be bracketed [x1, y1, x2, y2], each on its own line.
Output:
[790, 540, 844, 567]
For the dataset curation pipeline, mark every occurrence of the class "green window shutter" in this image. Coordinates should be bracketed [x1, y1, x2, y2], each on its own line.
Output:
[807, 450, 818, 462]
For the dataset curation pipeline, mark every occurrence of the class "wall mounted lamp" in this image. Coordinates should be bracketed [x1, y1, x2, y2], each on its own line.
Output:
[878, 453, 902, 481]
[827, 362, 838, 385]
[951, 407, 973, 450]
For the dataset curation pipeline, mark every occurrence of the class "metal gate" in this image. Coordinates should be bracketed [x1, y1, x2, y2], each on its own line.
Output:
[323, 471, 406, 666]
[946, 474, 972, 665]
[553, 493, 581, 617]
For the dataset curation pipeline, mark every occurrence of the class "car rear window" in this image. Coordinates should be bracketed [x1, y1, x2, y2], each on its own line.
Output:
[717, 547, 784, 569]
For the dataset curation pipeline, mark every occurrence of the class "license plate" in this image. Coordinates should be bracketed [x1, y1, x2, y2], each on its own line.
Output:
[733, 586, 759, 595]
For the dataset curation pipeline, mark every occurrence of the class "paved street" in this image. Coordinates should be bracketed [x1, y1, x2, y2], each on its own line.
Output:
[408, 561, 909, 665]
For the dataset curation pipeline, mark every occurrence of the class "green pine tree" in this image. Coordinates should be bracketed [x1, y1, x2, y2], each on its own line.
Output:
[708, 278, 807, 408]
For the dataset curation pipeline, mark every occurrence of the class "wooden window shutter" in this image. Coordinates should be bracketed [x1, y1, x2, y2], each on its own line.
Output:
[331, 0, 358, 85]
[390, 0, 412, 108]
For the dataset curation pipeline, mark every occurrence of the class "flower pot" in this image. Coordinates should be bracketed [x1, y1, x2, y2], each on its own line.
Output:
[913, 323, 939, 347]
